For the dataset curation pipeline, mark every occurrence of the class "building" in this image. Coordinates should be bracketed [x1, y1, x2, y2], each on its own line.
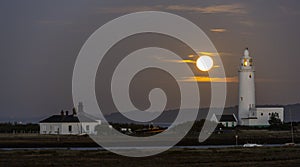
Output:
[248, 107, 284, 126]
[211, 114, 238, 128]
[238, 48, 284, 126]
[39, 102, 101, 135]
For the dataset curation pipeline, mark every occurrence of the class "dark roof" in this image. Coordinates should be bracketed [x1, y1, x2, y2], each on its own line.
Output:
[256, 105, 284, 108]
[216, 114, 237, 122]
[40, 114, 97, 123]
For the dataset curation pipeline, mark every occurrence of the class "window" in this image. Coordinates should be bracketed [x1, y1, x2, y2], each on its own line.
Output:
[86, 125, 90, 131]
[54, 126, 59, 134]
[249, 58, 253, 66]
[240, 97, 243, 101]
[68, 125, 72, 132]
[243, 59, 248, 66]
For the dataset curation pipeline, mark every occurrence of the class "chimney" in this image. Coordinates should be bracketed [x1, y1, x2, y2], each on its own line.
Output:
[61, 110, 64, 116]
[78, 102, 84, 113]
[66, 110, 69, 116]
[72, 107, 77, 116]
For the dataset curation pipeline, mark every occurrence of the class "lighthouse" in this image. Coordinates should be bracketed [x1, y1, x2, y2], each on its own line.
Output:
[236, 48, 285, 126]
[238, 48, 257, 125]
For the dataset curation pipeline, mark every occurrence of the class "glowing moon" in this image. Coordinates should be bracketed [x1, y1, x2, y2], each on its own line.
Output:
[196, 56, 213, 71]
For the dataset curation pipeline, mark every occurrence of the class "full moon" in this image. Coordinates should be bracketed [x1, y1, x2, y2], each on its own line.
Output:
[196, 56, 213, 71]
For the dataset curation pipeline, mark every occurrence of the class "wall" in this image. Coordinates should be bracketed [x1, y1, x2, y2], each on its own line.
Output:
[253, 108, 284, 126]
[40, 123, 62, 134]
[39, 122, 100, 135]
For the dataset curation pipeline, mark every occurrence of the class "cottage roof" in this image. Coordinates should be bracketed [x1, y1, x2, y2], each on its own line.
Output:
[40, 114, 97, 123]
[216, 114, 237, 122]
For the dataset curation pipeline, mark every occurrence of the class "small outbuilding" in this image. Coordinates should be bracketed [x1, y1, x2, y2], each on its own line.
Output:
[211, 114, 238, 128]
[246, 107, 284, 126]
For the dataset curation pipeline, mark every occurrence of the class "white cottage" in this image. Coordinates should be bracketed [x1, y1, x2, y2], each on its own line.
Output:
[39, 103, 101, 135]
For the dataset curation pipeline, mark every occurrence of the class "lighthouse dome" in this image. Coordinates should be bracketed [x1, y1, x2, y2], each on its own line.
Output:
[244, 48, 250, 58]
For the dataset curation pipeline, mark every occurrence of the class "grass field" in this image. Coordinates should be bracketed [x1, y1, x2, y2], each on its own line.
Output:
[1, 147, 300, 166]
[0, 131, 299, 166]
[0, 129, 298, 147]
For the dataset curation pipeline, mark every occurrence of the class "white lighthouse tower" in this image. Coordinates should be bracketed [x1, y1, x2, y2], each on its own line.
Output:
[238, 48, 257, 125]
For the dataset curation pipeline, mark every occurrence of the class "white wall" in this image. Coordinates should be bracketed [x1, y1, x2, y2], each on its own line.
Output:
[254, 108, 284, 126]
[40, 123, 62, 134]
[39, 122, 100, 135]
[81, 122, 99, 134]
[61, 123, 82, 134]
[243, 108, 284, 126]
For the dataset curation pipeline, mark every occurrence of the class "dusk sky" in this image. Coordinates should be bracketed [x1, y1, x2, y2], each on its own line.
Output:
[1, 0, 300, 122]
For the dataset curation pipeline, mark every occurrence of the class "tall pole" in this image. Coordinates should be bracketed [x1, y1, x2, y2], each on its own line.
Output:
[289, 108, 294, 143]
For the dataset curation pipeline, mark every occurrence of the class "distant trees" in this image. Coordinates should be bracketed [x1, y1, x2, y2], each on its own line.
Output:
[268, 112, 290, 130]
[268, 112, 282, 126]
[0, 123, 39, 133]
